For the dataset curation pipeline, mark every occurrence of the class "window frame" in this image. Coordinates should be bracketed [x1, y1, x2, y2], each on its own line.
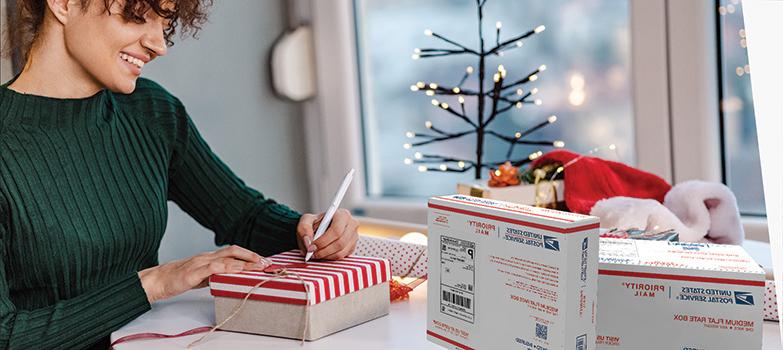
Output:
[295, 0, 769, 242]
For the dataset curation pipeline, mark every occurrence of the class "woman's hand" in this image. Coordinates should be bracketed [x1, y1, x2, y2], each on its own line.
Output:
[296, 209, 359, 260]
[137, 245, 271, 303]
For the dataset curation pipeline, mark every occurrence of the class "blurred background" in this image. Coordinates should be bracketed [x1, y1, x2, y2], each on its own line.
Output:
[0, 0, 768, 260]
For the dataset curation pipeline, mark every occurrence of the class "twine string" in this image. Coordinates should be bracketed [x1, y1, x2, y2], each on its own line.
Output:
[187, 268, 311, 348]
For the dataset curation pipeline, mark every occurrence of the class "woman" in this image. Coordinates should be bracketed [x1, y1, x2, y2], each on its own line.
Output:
[0, 0, 360, 348]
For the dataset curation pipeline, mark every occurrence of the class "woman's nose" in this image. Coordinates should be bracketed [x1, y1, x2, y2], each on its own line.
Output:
[141, 26, 168, 58]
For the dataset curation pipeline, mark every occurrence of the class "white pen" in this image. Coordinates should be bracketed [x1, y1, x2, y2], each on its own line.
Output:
[305, 168, 355, 262]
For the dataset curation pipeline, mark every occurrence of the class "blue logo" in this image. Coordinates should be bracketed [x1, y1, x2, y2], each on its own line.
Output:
[734, 291, 754, 305]
[543, 236, 560, 251]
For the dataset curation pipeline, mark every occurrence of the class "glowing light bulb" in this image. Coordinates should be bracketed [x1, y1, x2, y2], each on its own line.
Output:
[458, 161, 465, 168]
[548, 115, 557, 123]
[458, 95, 465, 104]
[516, 102, 523, 108]
[535, 25, 546, 33]
[516, 89, 524, 96]
[452, 87, 461, 93]
[534, 99, 543, 106]
[493, 73, 501, 82]
[556, 166, 564, 174]
[413, 48, 421, 54]
[410, 85, 419, 91]
[440, 103, 449, 109]
[405, 131, 415, 138]
[431, 99, 439, 106]
[553, 140, 565, 148]
[404, 158, 413, 165]
[438, 164, 447, 171]
[529, 74, 538, 82]
[424, 29, 433, 36]
[416, 82, 425, 88]
[539, 64, 547, 72]
[466, 66, 474, 74]
[418, 165, 428, 172]
[494, 169, 501, 176]
[414, 152, 423, 160]
[429, 83, 438, 89]
[496, 21, 502, 29]
[403, 143, 412, 149]
[609, 144, 617, 150]
[400, 232, 427, 245]
[425, 90, 435, 96]
[529, 151, 543, 160]
[425, 121, 433, 129]
[514, 132, 522, 138]
[411, 54, 420, 60]
[531, 88, 539, 95]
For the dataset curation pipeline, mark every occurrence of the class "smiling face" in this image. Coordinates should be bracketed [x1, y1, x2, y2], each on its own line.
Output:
[60, 0, 170, 93]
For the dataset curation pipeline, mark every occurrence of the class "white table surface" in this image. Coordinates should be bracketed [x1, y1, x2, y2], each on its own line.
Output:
[112, 280, 781, 349]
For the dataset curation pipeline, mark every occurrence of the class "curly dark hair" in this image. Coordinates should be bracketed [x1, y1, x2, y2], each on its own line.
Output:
[3, 0, 213, 61]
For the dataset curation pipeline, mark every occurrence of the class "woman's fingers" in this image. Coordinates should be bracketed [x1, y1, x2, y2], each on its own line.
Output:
[314, 213, 359, 259]
[296, 213, 320, 254]
[210, 244, 262, 263]
[322, 224, 359, 260]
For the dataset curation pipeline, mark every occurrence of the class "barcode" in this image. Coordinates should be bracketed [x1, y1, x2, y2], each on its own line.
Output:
[576, 334, 587, 350]
[536, 323, 548, 340]
[442, 290, 472, 309]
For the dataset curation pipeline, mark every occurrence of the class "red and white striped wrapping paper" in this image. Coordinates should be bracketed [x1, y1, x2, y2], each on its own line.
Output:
[209, 250, 391, 306]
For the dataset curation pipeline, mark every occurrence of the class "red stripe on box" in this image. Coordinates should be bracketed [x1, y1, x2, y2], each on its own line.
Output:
[343, 256, 388, 283]
[426, 330, 474, 350]
[211, 275, 323, 304]
[429, 203, 599, 234]
[338, 262, 371, 288]
[288, 267, 352, 295]
[277, 257, 365, 290]
[211, 289, 308, 305]
[598, 269, 766, 287]
[271, 257, 358, 292]
[435, 195, 577, 222]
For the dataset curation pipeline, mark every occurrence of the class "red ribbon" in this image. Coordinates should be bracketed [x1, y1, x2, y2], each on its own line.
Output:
[109, 326, 213, 349]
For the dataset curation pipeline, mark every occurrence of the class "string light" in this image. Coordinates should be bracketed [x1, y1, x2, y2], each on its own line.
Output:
[440, 102, 449, 109]
[439, 164, 448, 171]
[404, 158, 413, 165]
[425, 121, 433, 128]
[535, 25, 546, 33]
[466, 66, 474, 74]
[429, 83, 438, 89]
[414, 48, 421, 54]
[452, 87, 461, 93]
[515, 102, 523, 108]
[529, 74, 538, 82]
[418, 165, 428, 172]
[514, 132, 522, 138]
[515, 41, 523, 48]
[414, 152, 423, 160]
[403, 143, 412, 149]
[426, 90, 435, 96]
[424, 29, 433, 36]
[406, 131, 415, 138]
[528, 151, 543, 160]
[538, 64, 547, 72]
[553, 140, 565, 148]
[458, 161, 466, 168]
[416, 82, 425, 88]
[410, 85, 419, 91]
[495, 21, 502, 29]
[516, 89, 524, 95]
[411, 54, 420, 60]
[458, 95, 465, 104]
[431, 99, 439, 106]
[534, 99, 543, 105]
[548, 115, 557, 123]
[531, 88, 539, 95]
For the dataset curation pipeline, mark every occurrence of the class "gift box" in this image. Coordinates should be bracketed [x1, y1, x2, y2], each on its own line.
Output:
[457, 179, 564, 207]
[427, 194, 599, 350]
[209, 250, 391, 341]
[597, 239, 765, 349]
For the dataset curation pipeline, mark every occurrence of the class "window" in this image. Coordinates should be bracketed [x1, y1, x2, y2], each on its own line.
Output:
[354, 0, 634, 199]
[717, 0, 766, 216]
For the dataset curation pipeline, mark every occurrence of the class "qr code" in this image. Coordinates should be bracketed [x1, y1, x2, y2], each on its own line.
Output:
[535, 323, 548, 340]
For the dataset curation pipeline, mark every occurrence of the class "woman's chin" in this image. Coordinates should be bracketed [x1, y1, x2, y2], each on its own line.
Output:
[109, 78, 138, 95]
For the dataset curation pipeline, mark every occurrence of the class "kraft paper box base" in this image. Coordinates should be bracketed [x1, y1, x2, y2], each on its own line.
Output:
[214, 281, 390, 340]
[209, 251, 392, 341]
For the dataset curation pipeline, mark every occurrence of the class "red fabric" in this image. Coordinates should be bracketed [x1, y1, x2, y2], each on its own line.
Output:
[530, 150, 671, 214]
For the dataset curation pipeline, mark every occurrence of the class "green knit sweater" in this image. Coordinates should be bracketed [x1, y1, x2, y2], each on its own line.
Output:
[0, 77, 302, 349]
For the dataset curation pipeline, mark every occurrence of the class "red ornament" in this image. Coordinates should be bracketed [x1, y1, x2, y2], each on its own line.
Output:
[488, 161, 521, 187]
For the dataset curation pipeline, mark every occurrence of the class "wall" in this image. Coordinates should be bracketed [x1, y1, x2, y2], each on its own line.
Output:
[0, 0, 12, 83]
[140, 0, 310, 262]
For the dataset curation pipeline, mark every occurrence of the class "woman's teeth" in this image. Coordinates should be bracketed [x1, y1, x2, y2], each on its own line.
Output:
[120, 53, 144, 69]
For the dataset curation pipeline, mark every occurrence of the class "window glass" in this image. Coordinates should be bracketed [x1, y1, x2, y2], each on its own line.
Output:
[355, 0, 633, 198]
[717, 0, 766, 215]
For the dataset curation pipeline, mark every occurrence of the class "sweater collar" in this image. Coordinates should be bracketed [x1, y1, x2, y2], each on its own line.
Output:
[1, 76, 116, 128]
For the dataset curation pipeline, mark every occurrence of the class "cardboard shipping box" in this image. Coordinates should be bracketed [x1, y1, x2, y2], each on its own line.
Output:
[427, 195, 600, 350]
[209, 250, 391, 340]
[597, 238, 765, 350]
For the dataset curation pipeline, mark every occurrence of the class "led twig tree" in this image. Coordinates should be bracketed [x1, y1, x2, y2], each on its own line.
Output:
[403, 0, 564, 180]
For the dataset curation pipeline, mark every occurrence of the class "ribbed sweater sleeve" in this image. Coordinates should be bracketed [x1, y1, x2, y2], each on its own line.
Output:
[166, 104, 302, 257]
[0, 220, 150, 349]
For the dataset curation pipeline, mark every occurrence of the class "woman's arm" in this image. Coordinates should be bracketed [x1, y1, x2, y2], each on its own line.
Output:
[166, 110, 301, 257]
[0, 226, 150, 349]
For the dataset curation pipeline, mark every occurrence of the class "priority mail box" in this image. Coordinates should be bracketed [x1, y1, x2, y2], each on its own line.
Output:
[597, 239, 765, 350]
[427, 195, 600, 350]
